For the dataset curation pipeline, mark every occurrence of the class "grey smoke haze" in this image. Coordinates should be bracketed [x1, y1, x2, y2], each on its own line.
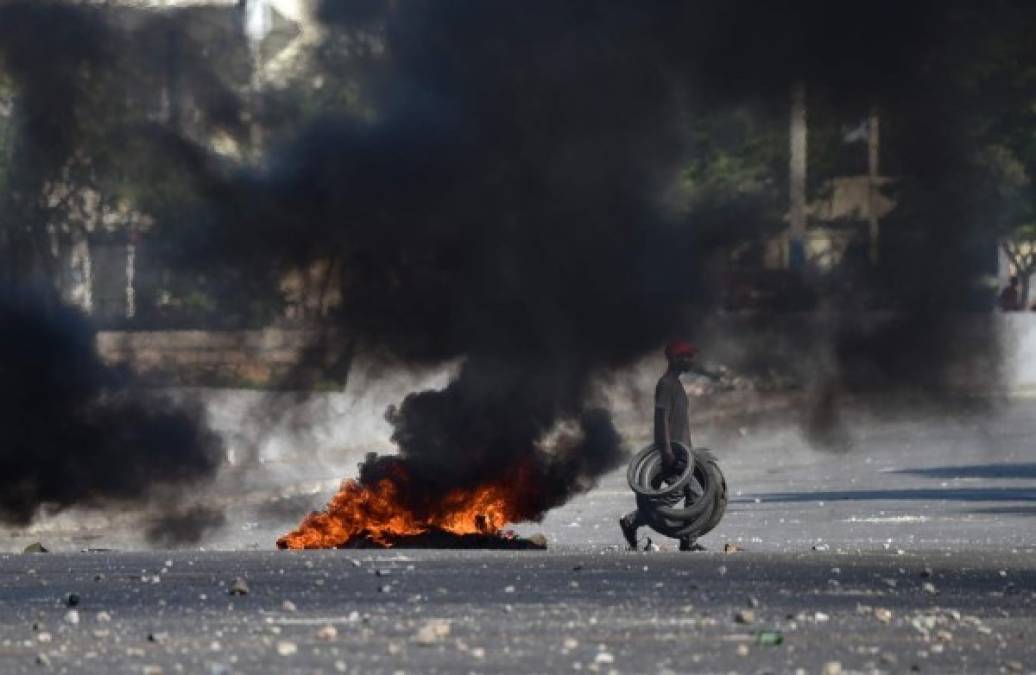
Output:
[0, 0, 1030, 536]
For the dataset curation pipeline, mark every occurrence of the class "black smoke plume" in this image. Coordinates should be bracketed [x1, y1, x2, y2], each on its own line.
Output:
[202, 0, 1019, 510]
[0, 291, 222, 528]
[0, 2, 240, 540]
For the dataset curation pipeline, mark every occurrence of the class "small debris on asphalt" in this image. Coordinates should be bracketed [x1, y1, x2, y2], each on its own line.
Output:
[378, 585, 393, 593]
[34, 653, 51, 668]
[874, 608, 893, 623]
[63, 610, 79, 625]
[96, 612, 111, 623]
[724, 543, 743, 554]
[275, 641, 297, 656]
[736, 643, 749, 656]
[147, 632, 168, 644]
[228, 578, 249, 596]
[594, 651, 614, 664]
[281, 600, 297, 613]
[36, 632, 52, 643]
[822, 661, 843, 675]
[414, 619, 450, 645]
[734, 610, 755, 624]
[316, 624, 338, 641]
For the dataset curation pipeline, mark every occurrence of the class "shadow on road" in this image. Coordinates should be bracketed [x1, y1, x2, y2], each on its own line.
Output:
[740, 487, 1036, 503]
[893, 463, 1036, 479]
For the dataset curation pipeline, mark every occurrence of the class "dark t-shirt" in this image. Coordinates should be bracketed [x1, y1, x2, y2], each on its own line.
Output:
[655, 371, 691, 449]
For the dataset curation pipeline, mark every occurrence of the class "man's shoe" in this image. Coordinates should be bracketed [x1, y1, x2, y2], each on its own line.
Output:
[679, 538, 706, 552]
[618, 515, 639, 550]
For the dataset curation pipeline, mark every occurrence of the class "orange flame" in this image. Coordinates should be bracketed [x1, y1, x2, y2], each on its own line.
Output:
[277, 463, 531, 549]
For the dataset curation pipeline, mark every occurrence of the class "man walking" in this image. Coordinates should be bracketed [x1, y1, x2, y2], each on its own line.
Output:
[619, 339, 720, 551]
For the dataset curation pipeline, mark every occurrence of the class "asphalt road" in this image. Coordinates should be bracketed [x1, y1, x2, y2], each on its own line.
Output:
[0, 549, 1033, 674]
[0, 397, 1034, 673]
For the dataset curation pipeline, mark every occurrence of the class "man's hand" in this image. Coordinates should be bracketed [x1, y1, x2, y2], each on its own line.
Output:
[660, 444, 677, 472]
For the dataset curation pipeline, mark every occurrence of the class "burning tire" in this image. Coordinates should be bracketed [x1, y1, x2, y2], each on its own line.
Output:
[626, 441, 727, 540]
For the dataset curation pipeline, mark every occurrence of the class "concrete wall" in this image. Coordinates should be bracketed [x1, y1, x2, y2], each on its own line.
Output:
[96, 314, 1036, 392]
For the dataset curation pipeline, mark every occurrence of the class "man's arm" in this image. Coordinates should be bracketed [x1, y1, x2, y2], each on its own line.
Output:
[654, 380, 675, 468]
[688, 362, 724, 381]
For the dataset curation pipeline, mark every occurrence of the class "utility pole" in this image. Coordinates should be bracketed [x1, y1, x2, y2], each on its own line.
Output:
[788, 82, 807, 270]
[867, 106, 880, 264]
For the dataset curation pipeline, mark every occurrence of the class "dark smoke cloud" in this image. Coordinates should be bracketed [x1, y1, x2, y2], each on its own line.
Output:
[0, 2, 239, 538]
[198, 0, 1015, 507]
[0, 291, 223, 526]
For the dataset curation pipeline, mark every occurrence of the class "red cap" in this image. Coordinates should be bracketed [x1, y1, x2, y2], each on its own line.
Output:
[665, 340, 698, 359]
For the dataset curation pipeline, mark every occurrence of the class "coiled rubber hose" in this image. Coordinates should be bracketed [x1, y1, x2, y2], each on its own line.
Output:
[626, 441, 727, 539]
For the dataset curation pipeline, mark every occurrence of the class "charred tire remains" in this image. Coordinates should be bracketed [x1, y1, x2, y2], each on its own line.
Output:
[626, 441, 727, 539]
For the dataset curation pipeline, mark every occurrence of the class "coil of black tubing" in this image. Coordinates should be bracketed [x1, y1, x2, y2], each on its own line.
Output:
[626, 441, 727, 539]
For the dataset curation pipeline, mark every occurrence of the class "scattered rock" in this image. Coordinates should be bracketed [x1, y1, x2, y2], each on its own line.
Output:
[822, 661, 843, 675]
[281, 600, 297, 613]
[414, 619, 450, 645]
[23, 543, 48, 554]
[527, 533, 548, 548]
[65, 593, 80, 607]
[562, 637, 579, 651]
[734, 610, 755, 624]
[880, 652, 898, 666]
[736, 643, 749, 656]
[36, 632, 52, 644]
[316, 625, 338, 641]
[147, 632, 168, 644]
[35, 653, 51, 668]
[96, 612, 111, 623]
[812, 543, 830, 552]
[724, 543, 743, 554]
[1005, 660, 1024, 672]
[378, 585, 393, 593]
[747, 595, 760, 608]
[228, 578, 249, 596]
[349, 559, 362, 568]
[275, 641, 297, 656]
[814, 611, 830, 623]
[63, 610, 79, 626]
[874, 608, 893, 624]
[921, 582, 937, 595]
[594, 651, 614, 664]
